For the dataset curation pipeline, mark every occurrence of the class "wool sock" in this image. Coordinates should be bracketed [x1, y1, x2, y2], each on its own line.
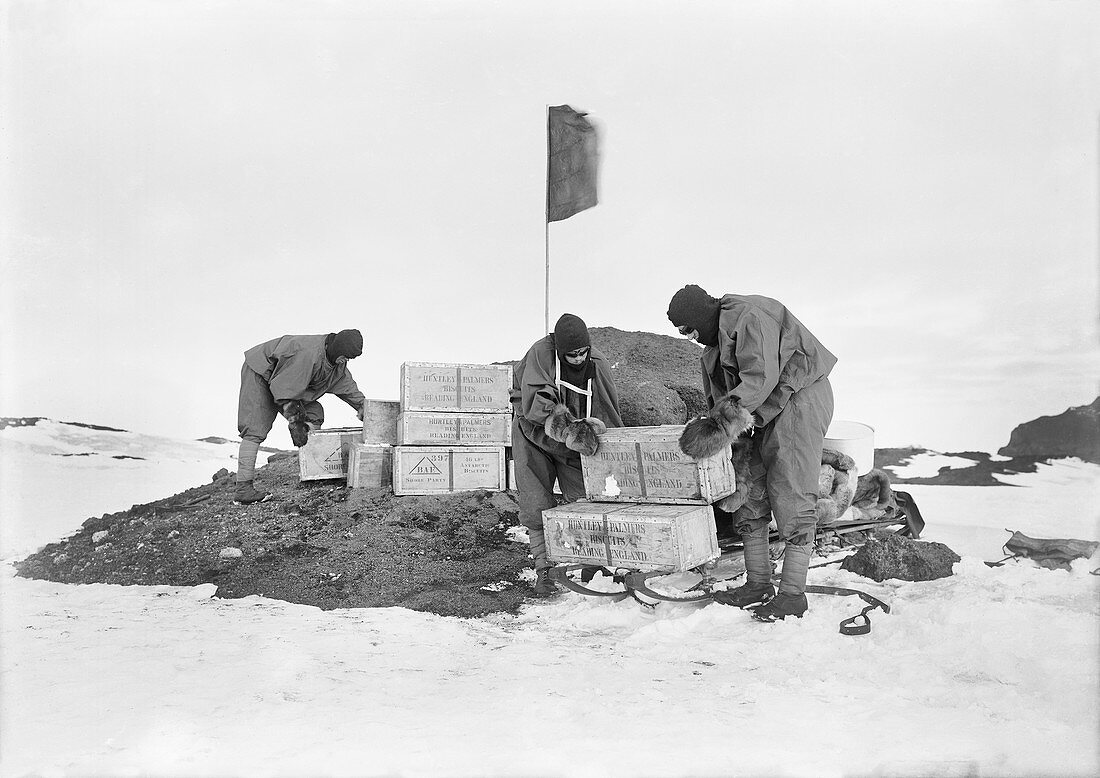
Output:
[741, 524, 772, 585]
[779, 541, 813, 596]
[237, 439, 260, 483]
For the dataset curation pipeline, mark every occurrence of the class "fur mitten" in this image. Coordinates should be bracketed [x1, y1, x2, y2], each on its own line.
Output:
[678, 396, 754, 460]
[283, 400, 310, 448]
[564, 418, 607, 456]
[815, 447, 856, 523]
[852, 469, 893, 511]
[715, 434, 755, 513]
[545, 404, 577, 443]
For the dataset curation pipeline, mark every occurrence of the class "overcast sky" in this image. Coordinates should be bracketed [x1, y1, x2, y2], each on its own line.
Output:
[3, 0, 1098, 452]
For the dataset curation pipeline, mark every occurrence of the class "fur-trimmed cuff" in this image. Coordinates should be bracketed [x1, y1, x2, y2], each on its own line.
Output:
[678, 397, 753, 460]
[545, 404, 577, 443]
[711, 396, 754, 438]
[564, 420, 601, 456]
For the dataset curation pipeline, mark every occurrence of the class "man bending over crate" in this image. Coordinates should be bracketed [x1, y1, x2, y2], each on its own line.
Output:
[234, 330, 367, 504]
[511, 314, 624, 595]
[667, 285, 836, 622]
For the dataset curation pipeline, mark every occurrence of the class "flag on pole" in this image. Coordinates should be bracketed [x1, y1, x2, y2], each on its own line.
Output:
[547, 105, 598, 222]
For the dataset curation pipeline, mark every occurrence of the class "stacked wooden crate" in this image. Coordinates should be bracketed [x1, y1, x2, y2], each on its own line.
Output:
[390, 362, 512, 495]
[297, 398, 397, 486]
[542, 425, 737, 574]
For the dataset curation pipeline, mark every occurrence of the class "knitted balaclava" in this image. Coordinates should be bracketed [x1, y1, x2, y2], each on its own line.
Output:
[667, 285, 721, 347]
[326, 329, 364, 363]
[553, 314, 590, 361]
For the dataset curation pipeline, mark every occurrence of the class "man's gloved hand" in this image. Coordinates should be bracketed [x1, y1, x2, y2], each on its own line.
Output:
[563, 418, 607, 456]
[678, 395, 754, 460]
[356, 405, 366, 422]
[545, 404, 577, 443]
[282, 400, 310, 448]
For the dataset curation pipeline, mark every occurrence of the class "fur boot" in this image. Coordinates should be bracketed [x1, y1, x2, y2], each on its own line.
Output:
[678, 396, 754, 460]
[545, 404, 577, 443]
[853, 469, 892, 510]
[814, 447, 857, 523]
[849, 469, 895, 521]
[284, 400, 310, 448]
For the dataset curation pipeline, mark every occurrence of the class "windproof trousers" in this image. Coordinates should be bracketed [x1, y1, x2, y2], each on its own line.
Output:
[733, 377, 834, 594]
[237, 363, 324, 443]
[511, 418, 586, 570]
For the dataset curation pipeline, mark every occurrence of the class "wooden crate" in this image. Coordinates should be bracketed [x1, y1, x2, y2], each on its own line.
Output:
[393, 446, 507, 495]
[397, 411, 512, 446]
[400, 362, 513, 413]
[361, 399, 400, 445]
[542, 502, 719, 573]
[347, 443, 393, 489]
[581, 425, 738, 504]
[298, 427, 362, 481]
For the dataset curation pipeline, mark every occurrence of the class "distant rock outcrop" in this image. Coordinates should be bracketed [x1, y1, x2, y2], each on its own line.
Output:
[998, 397, 1100, 463]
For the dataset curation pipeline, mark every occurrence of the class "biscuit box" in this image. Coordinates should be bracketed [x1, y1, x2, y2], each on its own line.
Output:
[581, 425, 737, 504]
[399, 362, 512, 413]
[397, 411, 512, 446]
[542, 501, 719, 573]
[298, 427, 362, 481]
[392, 445, 507, 495]
[361, 400, 401, 445]
[347, 443, 393, 489]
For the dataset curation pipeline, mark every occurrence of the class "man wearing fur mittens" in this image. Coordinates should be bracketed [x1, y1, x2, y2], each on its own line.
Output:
[234, 330, 367, 505]
[667, 285, 836, 622]
[510, 314, 624, 595]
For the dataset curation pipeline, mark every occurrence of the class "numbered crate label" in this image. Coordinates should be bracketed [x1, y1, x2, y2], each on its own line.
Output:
[392, 446, 507, 495]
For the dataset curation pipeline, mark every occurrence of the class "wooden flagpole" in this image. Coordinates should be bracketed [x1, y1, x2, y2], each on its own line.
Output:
[544, 104, 551, 335]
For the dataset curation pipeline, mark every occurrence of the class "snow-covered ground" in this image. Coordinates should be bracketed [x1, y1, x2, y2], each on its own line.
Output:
[1, 422, 1098, 778]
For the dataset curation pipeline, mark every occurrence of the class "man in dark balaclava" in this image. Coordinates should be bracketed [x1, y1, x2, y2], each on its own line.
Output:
[667, 285, 837, 622]
[510, 313, 623, 595]
[234, 329, 367, 504]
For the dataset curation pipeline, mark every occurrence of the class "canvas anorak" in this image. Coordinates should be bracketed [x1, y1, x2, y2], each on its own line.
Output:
[698, 295, 835, 582]
[509, 336, 622, 554]
[238, 334, 365, 443]
[701, 295, 836, 426]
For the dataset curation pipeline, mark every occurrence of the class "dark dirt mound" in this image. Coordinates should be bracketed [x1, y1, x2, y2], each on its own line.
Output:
[15, 453, 536, 618]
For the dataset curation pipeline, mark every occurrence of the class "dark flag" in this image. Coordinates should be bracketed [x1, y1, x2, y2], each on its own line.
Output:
[547, 105, 598, 222]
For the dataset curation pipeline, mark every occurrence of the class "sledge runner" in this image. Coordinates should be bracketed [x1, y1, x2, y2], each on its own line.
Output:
[510, 314, 623, 595]
[666, 285, 836, 621]
[235, 330, 367, 504]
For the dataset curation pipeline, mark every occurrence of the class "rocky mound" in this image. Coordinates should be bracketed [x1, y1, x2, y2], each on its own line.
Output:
[588, 327, 710, 425]
[15, 453, 535, 618]
[998, 397, 1100, 463]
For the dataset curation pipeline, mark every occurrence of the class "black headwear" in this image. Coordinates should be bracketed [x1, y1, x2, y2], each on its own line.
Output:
[666, 285, 721, 347]
[327, 329, 364, 362]
[552, 314, 590, 360]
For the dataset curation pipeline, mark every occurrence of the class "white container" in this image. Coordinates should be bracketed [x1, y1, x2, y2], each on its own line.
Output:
[825, 420, 875, 475]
